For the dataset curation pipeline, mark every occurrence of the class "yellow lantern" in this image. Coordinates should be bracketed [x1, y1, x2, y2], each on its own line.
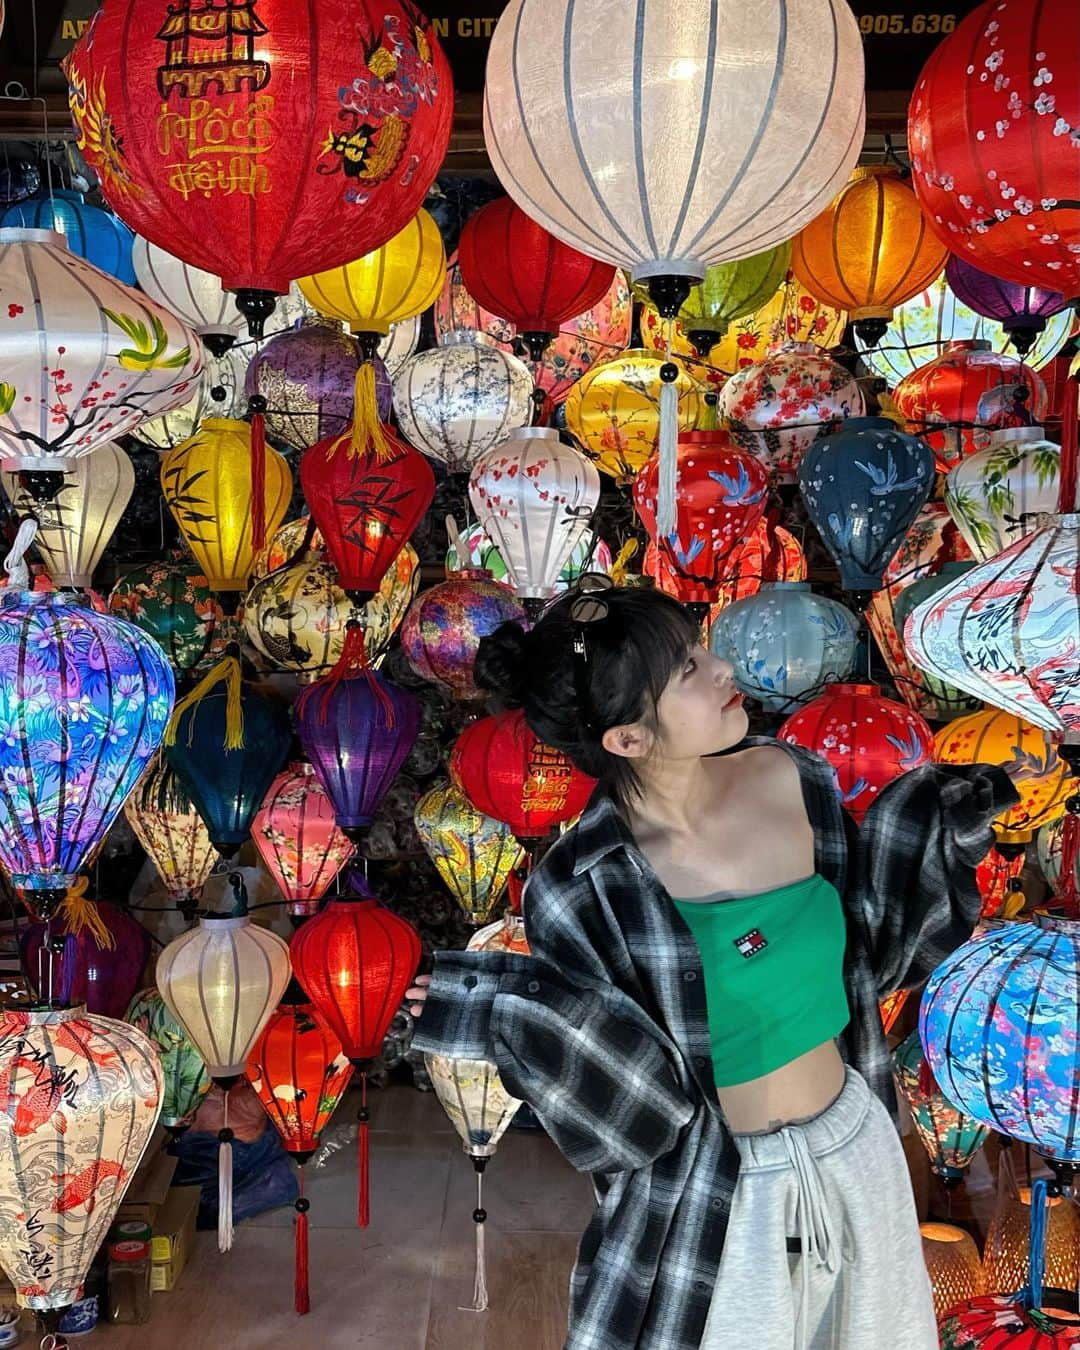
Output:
[933, 709, 1073, 845]
[298, 209, 446, 350]
[160, 418, 292, 594]
[919, 1223, 983, 1320]
[792, 166, 947, 348]
[982, 1182, 1080, 1296]
[563, 350, 703, 482]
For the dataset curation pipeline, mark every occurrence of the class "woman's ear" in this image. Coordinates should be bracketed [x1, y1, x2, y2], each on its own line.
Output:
[601, 722, 653, 761]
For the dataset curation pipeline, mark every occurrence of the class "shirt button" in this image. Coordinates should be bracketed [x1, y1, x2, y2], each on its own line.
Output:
[683, 970, 698, 982]
[694, 1055, 708, 1067]
[527, 980, 541, 994]
[695, 1280, 710, 1293]
[710, 1198, 724, 1211]
[463, 975, 478, 989]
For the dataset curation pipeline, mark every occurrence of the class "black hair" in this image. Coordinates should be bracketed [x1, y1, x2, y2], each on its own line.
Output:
[474, 586, 699, 812]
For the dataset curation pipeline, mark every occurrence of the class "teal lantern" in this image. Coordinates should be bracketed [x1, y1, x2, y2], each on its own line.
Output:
[891, 563, 983, 722]
[708, 582, 859, 713]
[126, 986, 211, 1133]
[797, 416, 935, 596]
[0, 190, 136, 283]
[892, 1029, 989, 1186]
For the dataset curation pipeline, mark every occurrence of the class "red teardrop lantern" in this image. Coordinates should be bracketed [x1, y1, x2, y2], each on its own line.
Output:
[65, 0, 453, 332]
[778, 682, 934, 825]
[450, 710, 596, 842]
[457, 196, 616, 358]
[289, 874, 421, 1228]
[633, 431, 769, 608]
[299, 428, 434, 601]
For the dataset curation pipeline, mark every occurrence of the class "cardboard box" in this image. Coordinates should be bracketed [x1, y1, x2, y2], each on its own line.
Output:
[115, 1129, 178, 1226]
[150, 1186, 200, 1293]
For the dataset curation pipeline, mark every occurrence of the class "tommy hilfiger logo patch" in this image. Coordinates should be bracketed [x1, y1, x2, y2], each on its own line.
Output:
[734, 929, 768, 959]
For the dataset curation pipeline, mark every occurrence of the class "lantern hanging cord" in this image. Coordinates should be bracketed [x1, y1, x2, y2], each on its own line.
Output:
[3, 517, 39, 591]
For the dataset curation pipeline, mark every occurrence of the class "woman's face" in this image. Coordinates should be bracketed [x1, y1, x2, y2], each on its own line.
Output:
[653, 645, 748, 761]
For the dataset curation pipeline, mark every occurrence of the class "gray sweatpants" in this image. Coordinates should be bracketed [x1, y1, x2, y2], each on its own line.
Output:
[699, 1065, 938, 1350]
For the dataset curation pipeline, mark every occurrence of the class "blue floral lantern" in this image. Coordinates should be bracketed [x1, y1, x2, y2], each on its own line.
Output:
[0, 190, 136, 283]
[920, 914, 1080, 1177]
[892, 1029, 989, 1186]
[0, 590, 173, 915]
[891, 563, 983, 722]
[708, 582, 859, 713]
[797, 416, 935, 595]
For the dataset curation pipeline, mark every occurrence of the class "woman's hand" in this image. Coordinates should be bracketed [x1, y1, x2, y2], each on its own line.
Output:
[405, 974, 432, 1018]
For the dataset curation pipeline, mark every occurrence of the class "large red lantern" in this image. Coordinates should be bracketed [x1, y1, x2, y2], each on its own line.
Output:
[289, 874, 421, 1228]
[65, 0, 453, 333]
[633, 431, 769, 611]
[457, 196, 616, 360]
[908, 0, 1080, 301]
[450, 711, 596, 842]
[938, 1296, 1080, 1347]
[778, 682, 934, 825]
[299, 429, 434, 602]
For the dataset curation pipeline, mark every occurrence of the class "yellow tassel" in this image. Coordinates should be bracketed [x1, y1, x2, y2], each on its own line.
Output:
[325, 364, 392, 463]
[164, 655, 245, 751]
[609, 539, 639, 587]
[61, 877, 114, 950]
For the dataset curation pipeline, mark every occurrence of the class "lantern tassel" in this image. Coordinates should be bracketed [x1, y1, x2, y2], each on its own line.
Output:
[327, 364, 392, 463]
[656, 322, 680, 538]
[294, 1167, 310, 1315]
[218, 1096, 234, 1254]
[1025, 1177, 1049, 1311]
[1058, 372, 1080, 514]
[317, 621, 396, 731]
[165, 654, 245, 750]
[458, 1167, 490, 1313]
[60, 877, 114, 950]
[609, 538, 639, 588]
[358, 1073, 370, 1229]
[1057, 809, 1080, 917]
[251, 408, 267, 556]
[3, 516, 38, 591]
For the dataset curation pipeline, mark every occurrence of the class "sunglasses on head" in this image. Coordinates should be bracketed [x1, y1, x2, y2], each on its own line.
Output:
[570, 572, 615, 735]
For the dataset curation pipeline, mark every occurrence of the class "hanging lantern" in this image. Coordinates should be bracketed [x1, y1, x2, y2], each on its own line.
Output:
[243, 319, 392, 454]
[1038, 817, 1080, 895]
[633, 430, 769, 610]
[981, 1177, 1080, 1304]
[933, 711, 1072, 847]
[298, 208, 446, 350]
[401, 569, 526, 701]
[125, 986, 211, 1132]
[1, 441, 134, 589]
[708, 583, 859, 714]
[251, 763, 353, 921]
[289, 873, 422, 1226]
[0, 1005, 162, 1324]
[2, 189, 136, 284]
[161, 418, 292, 594]
[919, 1224, 984, 1322]
[392, 333, 534, 477]
[904, 514, 1080, 738]
[132, 236, 241, 355]
[164, 658, 293, 856]
[715, 340, 865, 482]
[378, 315, 421, 381]
[109, 560, 235, 680]
[890, 563, 984, 722]
[457, 196, 615, 359]
[920, 916, 1080, 1171]
[433, 258, 517, 346]
[0, 227, 201, 485]
[20, 887, 150, 1020]
[892, 1029, 989, 1187]
[0, 590, 173, 916]
[975, 846, 1027, 921]
[246, 997, 353, 1313]
[468, 428, 601, 608]
[563, 350, 703, 483]
[450, 711, 596, 843]
[908, 0, 1080, 300]
[796, 416, 936, 596]
[447, 520, 613, 595]
[66, 0, 453, 336]
[944, 256, 1068, 359]
[414, 782, 524, 926]
[700, 519, 806, 617]
[944, 426, 1062, 563]
[791, 167, 947, 347]
[655, 245, 792, 355]
[299, 426, 434, 603]
[702, 268, 848, 375]
[778, 683, 934, 825]
[124, 758, 215, 914]
[130, 346, 250, 453]
[483, 0, 863, 307]
[295, 626, 420, 844]
[892, 339, 1048, 473]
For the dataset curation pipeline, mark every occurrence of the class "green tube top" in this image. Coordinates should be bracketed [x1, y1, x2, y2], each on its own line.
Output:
[670, 874, 850, 1088]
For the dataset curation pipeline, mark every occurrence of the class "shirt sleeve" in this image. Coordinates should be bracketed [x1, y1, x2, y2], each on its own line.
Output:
[409, 946, 698, 1174]
[849, 761, 1021, 998]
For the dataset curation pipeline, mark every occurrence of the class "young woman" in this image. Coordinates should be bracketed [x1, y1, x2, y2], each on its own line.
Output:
[408, 582, 1019, 1350]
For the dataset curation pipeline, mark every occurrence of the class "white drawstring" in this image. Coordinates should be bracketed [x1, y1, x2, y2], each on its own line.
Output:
[781, 1127, 840, 1350]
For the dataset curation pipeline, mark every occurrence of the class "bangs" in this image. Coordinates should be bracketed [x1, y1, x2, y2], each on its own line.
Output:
[615, 591, 699, 712]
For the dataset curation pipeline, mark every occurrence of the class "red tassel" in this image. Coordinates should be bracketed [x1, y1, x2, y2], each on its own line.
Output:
[358, 1072, 370, 1229]
[316, 621, 396, 731]
[918, 1055, 937, 1101]
[761, 506, 783, 581]
[1057, 811, 1080, 917]
[1058, 374, 1080, 514]
[251, 410, 267, 555]
[294, 1168, 310, 1316]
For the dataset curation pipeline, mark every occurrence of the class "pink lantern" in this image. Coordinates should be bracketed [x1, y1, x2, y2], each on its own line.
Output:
[251, 763, 353, 920]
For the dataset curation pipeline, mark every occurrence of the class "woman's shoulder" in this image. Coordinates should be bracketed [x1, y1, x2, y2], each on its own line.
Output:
[718, 738, 824, 798]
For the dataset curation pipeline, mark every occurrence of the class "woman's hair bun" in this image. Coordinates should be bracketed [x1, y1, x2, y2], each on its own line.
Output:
[474, 621, 531, 705]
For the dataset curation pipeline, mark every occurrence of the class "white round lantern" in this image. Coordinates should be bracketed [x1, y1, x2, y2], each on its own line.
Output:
[0, 228, 202, 474]
[133, 235, 243, 353]
[483, 0, 865, 288]
[469, 428, 601, 603]
[1, 441, 134, 589]
[944, 426, 1061, 564]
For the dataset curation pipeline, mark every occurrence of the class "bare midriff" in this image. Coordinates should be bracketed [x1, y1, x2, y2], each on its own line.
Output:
[716, 1039, 847, 1134]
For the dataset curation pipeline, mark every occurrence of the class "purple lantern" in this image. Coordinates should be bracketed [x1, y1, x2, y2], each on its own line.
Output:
[945, 254, 1067, 357]
[244, 316, 393, 452]
[295, 623, 420, 845]
[21, 896, 150, 1019]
